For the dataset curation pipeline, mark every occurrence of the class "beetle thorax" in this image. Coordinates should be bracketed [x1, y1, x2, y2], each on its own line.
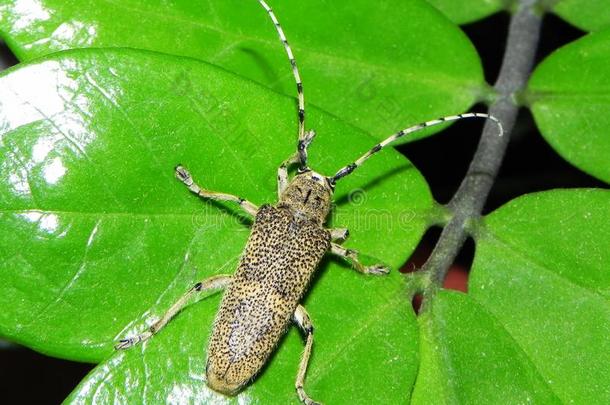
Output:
[278, 171, 333, 224]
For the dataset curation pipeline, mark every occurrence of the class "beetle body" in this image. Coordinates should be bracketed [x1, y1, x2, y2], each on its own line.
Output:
[207, 172, 332, 394]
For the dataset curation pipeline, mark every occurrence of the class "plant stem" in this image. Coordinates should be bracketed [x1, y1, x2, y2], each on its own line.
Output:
[418, 0, 543, 302]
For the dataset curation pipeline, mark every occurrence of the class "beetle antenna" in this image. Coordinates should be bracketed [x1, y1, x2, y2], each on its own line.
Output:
[331, 113, 504, 183]
[257, 0, 310, 170]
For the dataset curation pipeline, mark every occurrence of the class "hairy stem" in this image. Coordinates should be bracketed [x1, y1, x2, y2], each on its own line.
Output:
[418, 0, 542, 302]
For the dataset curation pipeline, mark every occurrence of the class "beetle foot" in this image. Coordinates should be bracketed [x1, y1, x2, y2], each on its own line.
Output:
[297, 386, 322, 405]
[365, 264, 390, 275]
[175, 165, 193, 185]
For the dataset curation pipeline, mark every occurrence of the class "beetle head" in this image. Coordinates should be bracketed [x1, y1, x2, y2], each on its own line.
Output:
[279, 169, 334, 224]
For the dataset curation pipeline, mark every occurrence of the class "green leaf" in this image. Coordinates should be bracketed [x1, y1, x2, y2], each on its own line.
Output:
[425, 0, 505, 25]
[66, 262, 419, 404]
[0, 48, 429, 401]
[527, 30, 610, 184]
[470, 189, 610, 404]
[0, 0, 487, 142]
[551, 0, 610, 32]
[412, 291, 559, 403]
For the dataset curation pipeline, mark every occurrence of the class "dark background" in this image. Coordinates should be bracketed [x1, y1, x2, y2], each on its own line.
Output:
[0, 10, 604, 404]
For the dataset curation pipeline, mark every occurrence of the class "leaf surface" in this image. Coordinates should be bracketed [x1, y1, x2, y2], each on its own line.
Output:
[0, 48, 429, 403]
[551, 0, 610, 31]
[66, 258, 419, 404]
[470, 189, 610, 404]
[528, 30, 610, 184]
[411, 290, 559, 404]
[425, 0, 504, 25]
[0, 0, 487, 141]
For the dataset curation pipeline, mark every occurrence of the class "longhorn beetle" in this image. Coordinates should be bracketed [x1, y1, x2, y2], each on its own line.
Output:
[116, 1, 504, 404]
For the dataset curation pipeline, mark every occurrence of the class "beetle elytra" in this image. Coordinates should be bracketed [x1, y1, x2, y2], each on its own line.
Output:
[116, 1, 503, 404]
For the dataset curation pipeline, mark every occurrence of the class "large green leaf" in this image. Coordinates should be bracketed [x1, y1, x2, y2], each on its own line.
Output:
[470, 189, 610, 404]
[527, 30, 610, 184]
[551, 0, 610, 32]
[65, 256, 419, 404]
[412, 291, 559, 403]
[0, 0, 487, 141]
[425, 0, 505, 25]
[0, 48, 430, 402]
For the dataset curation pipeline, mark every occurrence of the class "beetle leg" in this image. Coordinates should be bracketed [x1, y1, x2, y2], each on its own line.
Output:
[293, 305, 320, 405]
[175, 165, 258, 217]
[328, 228, 349, 242]
[329, 242, 389, 275]
[278, 153, 299, 197]
[115, 275, 232, 350]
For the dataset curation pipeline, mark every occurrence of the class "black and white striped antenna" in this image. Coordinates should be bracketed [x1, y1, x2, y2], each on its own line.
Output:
[257, 1, 504, 183]
[258, 0, 311, 170]
[331, 112, 503, 183]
